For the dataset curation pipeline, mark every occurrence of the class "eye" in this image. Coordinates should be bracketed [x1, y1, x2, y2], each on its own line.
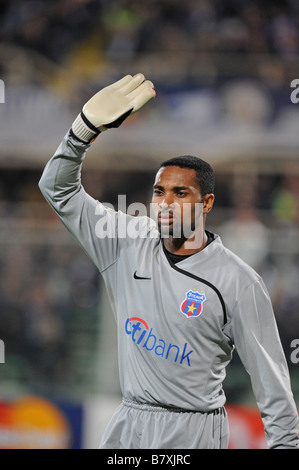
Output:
[153, 189, 163, 196]
[177, 191, 187, 197]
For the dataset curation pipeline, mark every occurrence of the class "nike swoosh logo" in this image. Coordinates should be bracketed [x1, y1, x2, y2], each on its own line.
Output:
[133, 271, 151, 280]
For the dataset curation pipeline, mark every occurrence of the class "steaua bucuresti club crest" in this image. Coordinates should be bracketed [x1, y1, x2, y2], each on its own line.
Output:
[180, 289, 206, 318]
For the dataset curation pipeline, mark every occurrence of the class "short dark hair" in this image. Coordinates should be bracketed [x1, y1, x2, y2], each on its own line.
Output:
[159, 155, 215, 196]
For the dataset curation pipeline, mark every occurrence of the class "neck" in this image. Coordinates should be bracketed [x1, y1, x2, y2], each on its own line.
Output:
[163, 229, 208, 255]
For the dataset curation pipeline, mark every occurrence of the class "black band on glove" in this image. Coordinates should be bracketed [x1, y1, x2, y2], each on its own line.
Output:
[71, 111, 101, 144]
[104, 109, 133, 129]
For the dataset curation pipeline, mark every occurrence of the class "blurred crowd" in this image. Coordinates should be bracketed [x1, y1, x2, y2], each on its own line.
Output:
[0, 229, 102, 397]
[0, 0, 298, 95]
[1, 0, 298, 62]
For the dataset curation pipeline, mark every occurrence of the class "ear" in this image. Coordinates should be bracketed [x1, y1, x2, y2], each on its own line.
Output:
[202, 193, 215, 214]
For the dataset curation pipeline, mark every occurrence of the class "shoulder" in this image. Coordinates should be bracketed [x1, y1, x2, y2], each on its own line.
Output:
[218, 238, 261, 283]
[208, 233, 263, 299]
[207, 235, 273, 327]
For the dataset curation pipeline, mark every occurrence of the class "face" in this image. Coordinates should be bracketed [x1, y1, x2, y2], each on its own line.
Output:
[151, 166, 214, 240]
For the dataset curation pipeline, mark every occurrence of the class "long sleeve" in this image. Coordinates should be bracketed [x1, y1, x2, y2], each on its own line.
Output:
[38, 131, 123, 272]
[231, 278, 299, 449]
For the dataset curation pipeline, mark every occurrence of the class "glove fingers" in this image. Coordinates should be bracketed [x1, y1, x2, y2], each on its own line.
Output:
[109, 74, 133, 91]
[73, 73, 155, 142]
[127, 79, 154, 99]
[129, 81, 156, 113]
[119, 73, 146, 95]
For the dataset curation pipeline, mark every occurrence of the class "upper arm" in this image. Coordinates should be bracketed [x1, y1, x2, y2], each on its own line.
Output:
[39, 133, 121, 271]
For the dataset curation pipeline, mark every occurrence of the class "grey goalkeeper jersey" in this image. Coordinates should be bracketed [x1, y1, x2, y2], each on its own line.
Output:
[39, 132, 299, 449]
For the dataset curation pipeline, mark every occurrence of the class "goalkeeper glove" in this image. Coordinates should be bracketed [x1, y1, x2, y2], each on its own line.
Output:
[71, 73, 155, 144]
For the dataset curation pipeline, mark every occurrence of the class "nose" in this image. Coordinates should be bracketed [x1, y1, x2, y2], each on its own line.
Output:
[159, 195, 174, 209]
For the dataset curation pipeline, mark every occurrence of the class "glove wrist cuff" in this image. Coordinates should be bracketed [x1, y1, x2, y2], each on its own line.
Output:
[71, 112, 101, 144]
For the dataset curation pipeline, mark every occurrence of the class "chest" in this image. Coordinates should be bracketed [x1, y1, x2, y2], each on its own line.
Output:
[115, 245, 227, 347]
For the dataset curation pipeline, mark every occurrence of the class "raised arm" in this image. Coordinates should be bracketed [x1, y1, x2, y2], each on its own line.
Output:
[38, 74, 155, 271]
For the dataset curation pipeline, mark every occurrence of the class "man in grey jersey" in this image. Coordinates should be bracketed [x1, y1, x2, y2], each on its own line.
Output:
[39, 73, 299, 449]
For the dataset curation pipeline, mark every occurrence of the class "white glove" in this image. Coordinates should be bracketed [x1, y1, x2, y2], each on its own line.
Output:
[71, 73, 155, 143]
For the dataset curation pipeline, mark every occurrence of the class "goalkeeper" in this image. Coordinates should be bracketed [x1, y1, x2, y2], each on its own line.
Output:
[39, 73, 299, 449]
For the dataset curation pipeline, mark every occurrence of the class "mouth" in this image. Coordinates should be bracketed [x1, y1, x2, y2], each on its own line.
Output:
[158, 212, 174, 225]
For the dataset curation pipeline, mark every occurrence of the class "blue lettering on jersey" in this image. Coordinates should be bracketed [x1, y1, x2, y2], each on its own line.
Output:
[125, 317, 193, 367]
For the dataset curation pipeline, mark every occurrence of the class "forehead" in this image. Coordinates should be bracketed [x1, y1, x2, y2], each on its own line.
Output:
[154, 165, 198, 188]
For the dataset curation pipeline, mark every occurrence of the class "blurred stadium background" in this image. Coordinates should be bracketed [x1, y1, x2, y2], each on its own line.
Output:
[0, 0, 298, 449]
